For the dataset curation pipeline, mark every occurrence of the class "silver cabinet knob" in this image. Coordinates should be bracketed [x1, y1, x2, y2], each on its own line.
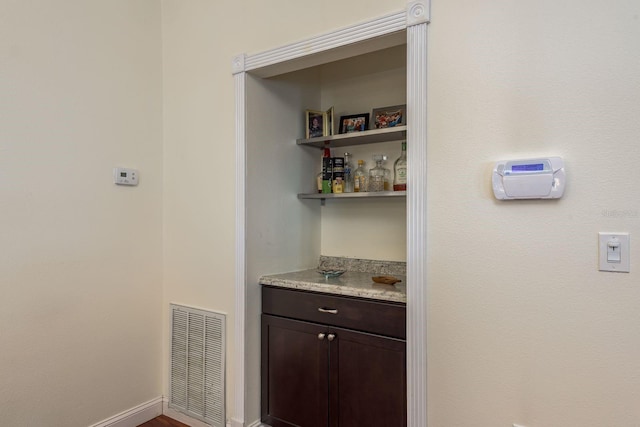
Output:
[318, 333, 326, 340]
[327, 334, 335, 341]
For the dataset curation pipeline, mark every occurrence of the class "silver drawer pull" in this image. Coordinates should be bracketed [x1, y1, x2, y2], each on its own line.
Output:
[318, 307, 338, 314]
[318, 333, 325, 340]
[327, 334, 336, 341]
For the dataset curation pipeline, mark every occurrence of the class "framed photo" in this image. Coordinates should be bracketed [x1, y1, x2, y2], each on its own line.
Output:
[338, 113, 370, 134]
[325, 106, 334, 136]
[371, 104, 406, 129]
[305, 110, 326, 139]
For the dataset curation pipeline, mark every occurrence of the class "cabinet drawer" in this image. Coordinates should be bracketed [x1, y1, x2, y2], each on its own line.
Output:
[262, 286, 406, 339]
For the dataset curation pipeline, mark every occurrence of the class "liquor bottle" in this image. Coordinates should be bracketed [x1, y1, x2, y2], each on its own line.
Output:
[322, 142, 332, 194]
[332, 157, 344, 194]
[343, 152, 354, 193]
[383, 155, 391, 191]
[393, 141, 407, 191]
[353, 160, 367, 192]
[368, 154, 389, 192]
[323, 141, 331, 158]
[316, 158, 323, 193]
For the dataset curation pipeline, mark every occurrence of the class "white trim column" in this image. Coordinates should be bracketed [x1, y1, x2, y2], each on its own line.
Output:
[232, 54, 246, 427]
[406, 1, 430, 427]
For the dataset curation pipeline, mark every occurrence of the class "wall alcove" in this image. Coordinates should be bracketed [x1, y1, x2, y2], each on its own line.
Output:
[233, 2, 429, 425]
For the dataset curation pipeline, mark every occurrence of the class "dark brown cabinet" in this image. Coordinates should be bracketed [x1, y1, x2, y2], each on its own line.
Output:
[261, 286, 406, 427]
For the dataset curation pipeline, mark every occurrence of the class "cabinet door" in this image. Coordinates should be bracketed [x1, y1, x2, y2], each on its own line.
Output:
[262, 314, 329, 427]
[329, 327, 406, 427]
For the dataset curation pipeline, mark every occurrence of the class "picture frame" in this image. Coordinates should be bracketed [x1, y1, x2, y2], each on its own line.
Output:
[305, 109, 326, 139]
[325, 106, 334, 136]
[338, 113, 370, 134]
[371, 104, 406, 129]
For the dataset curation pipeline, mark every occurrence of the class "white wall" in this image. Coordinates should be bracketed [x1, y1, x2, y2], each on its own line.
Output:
[319, 47, 408, 261]
[3, 0, 634, 425]
[163, 0, 640, 426]
[427, 0, 640, 425]
[160, 1, 407, 423]
[0, 1, 163, 426]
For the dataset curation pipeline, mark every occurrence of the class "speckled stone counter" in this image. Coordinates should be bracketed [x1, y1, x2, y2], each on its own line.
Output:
[259, 257, 406, 303]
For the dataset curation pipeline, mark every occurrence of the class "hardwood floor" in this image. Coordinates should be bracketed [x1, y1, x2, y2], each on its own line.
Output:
[137, 415, 191, 427]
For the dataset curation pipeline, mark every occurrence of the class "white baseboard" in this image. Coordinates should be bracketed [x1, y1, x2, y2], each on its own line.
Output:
[162, 397, 215, 427]
[227, 416, 266, 427]
[89, 397, 163, 427]
[91, 395, 247, 427]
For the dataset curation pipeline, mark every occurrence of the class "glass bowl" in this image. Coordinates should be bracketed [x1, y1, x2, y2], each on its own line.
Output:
[317, 270, 345, 279]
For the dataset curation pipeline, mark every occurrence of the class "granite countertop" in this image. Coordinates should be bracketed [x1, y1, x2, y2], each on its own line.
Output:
[259, 259, 406, 303]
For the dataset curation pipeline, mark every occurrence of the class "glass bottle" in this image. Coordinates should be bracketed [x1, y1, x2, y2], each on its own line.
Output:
[353, 160, 367, 193]
[316, 170, 322, 193]
[321, 142, 332, 194]
[316, 155, 323, 193]
[343, 152, 354, 193]
[393, 141, 407, 191]
[323, 141, 331, 158]
[383, 155, 391, 191]
[332, 156, 344, 194]
[368, 154, 389, 192]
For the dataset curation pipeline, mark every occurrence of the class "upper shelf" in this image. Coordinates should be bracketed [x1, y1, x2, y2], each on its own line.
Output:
[297, 126, 407, 149]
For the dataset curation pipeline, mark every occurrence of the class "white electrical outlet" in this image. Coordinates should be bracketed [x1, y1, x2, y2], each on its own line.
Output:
[513, 424, 527, 427]
[113, 167, 139, 186]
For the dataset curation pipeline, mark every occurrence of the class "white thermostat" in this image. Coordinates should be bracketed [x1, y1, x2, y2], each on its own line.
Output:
[114, 167, 139, 186]
[492, 157, 565, 200]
